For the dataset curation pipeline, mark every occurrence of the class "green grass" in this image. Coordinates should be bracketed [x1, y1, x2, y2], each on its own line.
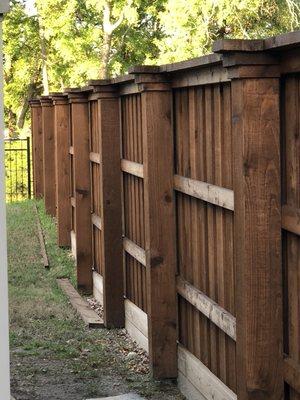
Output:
[8, 199, 183, 399]
[8, 199, 107, 365]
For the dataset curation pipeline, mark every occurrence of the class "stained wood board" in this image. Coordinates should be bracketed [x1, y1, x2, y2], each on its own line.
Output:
[178, 345, 237, 400]
[57, 278, 104, 328]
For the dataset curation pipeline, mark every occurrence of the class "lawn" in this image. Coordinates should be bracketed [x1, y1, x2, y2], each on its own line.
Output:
[7, 199, 183, 400]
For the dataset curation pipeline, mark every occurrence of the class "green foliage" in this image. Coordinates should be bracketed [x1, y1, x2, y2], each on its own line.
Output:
[3, 0, 41, 133]
[156, 0, 300, 63]
[3, 0, 300, 134]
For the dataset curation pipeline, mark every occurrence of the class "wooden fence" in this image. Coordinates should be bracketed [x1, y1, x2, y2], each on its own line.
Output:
[30, 30, 300, 400]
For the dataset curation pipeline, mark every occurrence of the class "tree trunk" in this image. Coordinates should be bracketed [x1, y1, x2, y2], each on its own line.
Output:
[37, 8, 49, 95]
[100, 31, 112, 79]
[17, 83, 36, 130]
[99, 1, 124, 79]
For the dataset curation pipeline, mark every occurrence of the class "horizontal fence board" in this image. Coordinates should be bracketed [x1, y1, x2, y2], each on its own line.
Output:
[121, 159, 144, 179]
[177, 277, 236, 341]
[93, 271, 103, 305]
[124, 299, 148, 352]
[90, 152, 100, 164]
[171, 65, 230, 89]
[178, 371, 207, 400]
[91, 213, 102, 230]
[123, 237, 146, 266]
[178, 345, 237, 400]
[282, 205, 300, 236]
[58, 278, 104, 328]
[174, 175, 234, 211]
[283, 356, 300, 393]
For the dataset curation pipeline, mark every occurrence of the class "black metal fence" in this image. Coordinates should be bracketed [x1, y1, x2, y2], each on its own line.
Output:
[5, 138, 32, 203]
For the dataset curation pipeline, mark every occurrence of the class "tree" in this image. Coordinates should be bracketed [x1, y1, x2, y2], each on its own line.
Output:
[3, 0, 41, 135]
[4, 0, 300, 134]
[156, 0, 300, 63]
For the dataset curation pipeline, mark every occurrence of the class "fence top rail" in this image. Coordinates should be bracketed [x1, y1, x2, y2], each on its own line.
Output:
[28, 99, 41, 107]
[28, 29, 300, 106]
[214, 29, 300, 53]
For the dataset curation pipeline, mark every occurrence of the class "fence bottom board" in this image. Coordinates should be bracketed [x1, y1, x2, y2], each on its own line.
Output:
[57, 278, 104, 328]
[178, 345, 236, 400]
[70, 230, 76, 260]
[125, 299, 148, 353]
[93, 271, 103, 305]
[178, 371, 206, 400]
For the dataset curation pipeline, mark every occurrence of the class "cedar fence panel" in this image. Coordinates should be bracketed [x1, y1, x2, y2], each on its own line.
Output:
[173, 82, 236, 392]
[51, 93, 71, 247]
[120, 91, 147, 313]
[30, 30, 300, 400]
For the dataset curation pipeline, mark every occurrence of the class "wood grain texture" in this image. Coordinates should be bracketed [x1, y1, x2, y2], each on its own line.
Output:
[123, 237, 146, 266]
[232, 78, 282, 400]
[177, 277, 236, 341]
[121, 94, 147, 313]
[282, 205, 300, 236]
[141, 83, 177, 378]
[41, 98, 56, 217]
[71, 95, 93, 293]
[57, 278, 104, 328]
[178, 345, 237, 400]
[125, 299, 148, 352]
[93, 271, 103, 305]
[53, 97, 71, 247]
[98, 96, 124, 328]
[31, 103, 44, 198]
[283, 357, 300, 393]
[174, 84, 236, 391]
[174, 174, 234, 211]
[281, 75, 300, 400]
[121, 159, 144, 179]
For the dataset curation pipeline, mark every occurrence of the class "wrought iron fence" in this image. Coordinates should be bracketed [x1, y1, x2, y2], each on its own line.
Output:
[5, 138, 32, 203]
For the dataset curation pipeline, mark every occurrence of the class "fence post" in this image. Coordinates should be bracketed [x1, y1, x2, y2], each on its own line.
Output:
[40, 96, 56, 217]
[214, 43, 283, 399]
[29, 99, 43, 198]
[67, 89, 93, 293]
[89, 81, 124, 327]
[132, 68, 177, 379]
[51, 93, 71, 248]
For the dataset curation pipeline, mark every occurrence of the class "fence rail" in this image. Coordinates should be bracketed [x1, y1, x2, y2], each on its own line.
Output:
[29, 29, 300, 400]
